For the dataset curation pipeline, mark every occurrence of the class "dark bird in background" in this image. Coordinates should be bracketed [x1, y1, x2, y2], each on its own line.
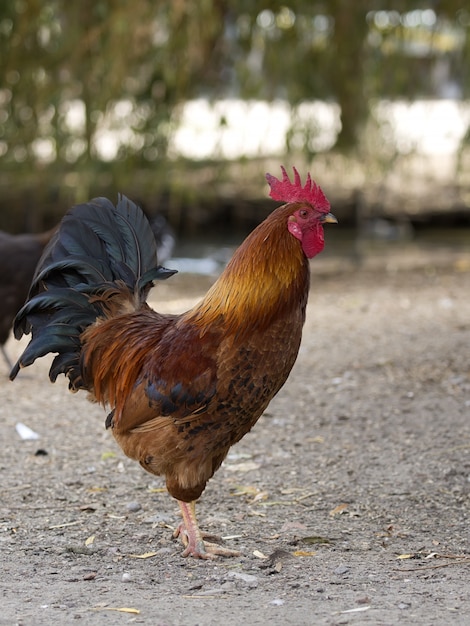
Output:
[0, 228, 56, 369]
[10, 168, 336, 558]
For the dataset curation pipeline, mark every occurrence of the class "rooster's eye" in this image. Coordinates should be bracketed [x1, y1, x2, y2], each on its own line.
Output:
[299, 209, 309, 219]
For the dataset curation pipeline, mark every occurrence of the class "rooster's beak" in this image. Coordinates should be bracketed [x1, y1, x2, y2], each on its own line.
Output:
[321, 212, 338, 224]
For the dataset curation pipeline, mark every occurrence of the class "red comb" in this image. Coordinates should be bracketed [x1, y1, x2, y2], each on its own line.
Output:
[265, 166, 330, 213]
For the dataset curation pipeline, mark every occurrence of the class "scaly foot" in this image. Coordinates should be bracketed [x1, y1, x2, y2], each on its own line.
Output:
[174, 500, 241, 559]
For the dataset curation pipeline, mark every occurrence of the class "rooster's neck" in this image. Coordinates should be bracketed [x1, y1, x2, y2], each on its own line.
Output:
[183, 214, 310, 336]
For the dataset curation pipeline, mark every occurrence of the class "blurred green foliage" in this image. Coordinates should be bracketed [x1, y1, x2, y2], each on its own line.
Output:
[0, 1, 469, 228]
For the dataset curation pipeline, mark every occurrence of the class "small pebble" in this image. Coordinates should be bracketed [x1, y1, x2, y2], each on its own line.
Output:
[127, 501, 142, 513]
[121, 572, 132, 583]
[357, 596, 370, 604]
[227, 571, 259, 588]
[334, 565, 350, 575]
[270, 599, 285, 606]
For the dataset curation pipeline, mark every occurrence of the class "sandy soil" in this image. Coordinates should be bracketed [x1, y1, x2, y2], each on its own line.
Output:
[1, 247, 470, 626]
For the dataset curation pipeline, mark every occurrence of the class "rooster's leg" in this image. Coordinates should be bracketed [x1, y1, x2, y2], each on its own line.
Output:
[174, 500, 240, 559]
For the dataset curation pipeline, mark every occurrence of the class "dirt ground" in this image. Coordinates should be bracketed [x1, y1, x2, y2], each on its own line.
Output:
[1, 244, 470, 626]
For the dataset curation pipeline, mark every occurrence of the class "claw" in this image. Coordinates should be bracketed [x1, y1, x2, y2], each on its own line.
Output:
[175, 500, 240, 559]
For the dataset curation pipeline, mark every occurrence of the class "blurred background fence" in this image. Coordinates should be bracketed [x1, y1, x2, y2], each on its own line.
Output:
[1, 0, 469, 240]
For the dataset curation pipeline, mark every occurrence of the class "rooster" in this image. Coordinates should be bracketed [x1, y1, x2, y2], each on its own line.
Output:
[10, 167, 336, 558]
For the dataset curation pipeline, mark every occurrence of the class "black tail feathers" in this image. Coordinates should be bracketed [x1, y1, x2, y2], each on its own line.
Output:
[10, 195, 176, 385]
